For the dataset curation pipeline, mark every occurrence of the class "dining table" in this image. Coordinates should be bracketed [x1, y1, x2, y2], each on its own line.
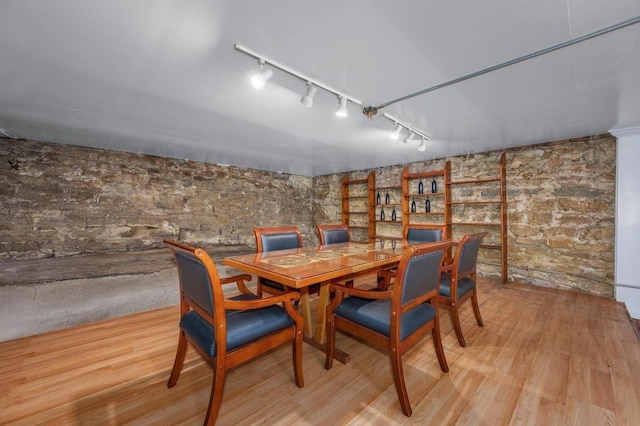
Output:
[223, 239, 410, 363]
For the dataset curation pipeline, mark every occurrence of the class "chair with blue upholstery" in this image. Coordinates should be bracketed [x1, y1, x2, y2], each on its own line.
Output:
[316, 224, 352, 245]
[253, 226, 316, 298]
[377, 224, 449, 289]
[405, 223, 447, 243]
[439, 232, 487, 347]
[164, 239, 304, 425]
[325, 240, 453, 417]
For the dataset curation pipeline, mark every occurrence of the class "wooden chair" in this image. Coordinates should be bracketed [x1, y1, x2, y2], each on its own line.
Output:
[439, 232, 487, 347]
[253, 226, 306, 297]
[378, 224, 449, 289]
[164, 239, 304, 425]
[325, 241, 453, 417]
[316, 224, 352, 245]
[316, 224, 355, 288]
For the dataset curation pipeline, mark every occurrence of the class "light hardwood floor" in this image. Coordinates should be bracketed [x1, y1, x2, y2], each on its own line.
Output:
[1, 278, 639, 425]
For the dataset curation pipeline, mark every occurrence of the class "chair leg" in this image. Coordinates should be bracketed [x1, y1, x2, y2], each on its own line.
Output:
[449, 303, 467, 348]
[204, 363, 226, 426]
[324, 314, 336, 370]
[432, 316, 449, 373]
[293, 328, 304, 388]
[471, 290, 484, 327]
[167, 331, 188, 387]
[390, 350, 412, 417]
[256, 280, 263, 298]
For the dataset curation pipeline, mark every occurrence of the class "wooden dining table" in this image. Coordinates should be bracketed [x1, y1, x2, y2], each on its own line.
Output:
[223, 240, 409, 363]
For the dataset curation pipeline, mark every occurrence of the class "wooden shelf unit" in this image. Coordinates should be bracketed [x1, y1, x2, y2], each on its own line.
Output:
[447, 153, 507, 283]
[372, 184, 402, 241]
[341, 172, 375, 242]
[401, 164, 450, 232]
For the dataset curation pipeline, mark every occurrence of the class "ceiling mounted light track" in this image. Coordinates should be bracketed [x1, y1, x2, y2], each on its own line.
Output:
[236, 44, 361, 108]
[235, 43, 430, 152]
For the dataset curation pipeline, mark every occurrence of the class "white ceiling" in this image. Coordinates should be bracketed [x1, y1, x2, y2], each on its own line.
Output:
[1, 1, 639, 176]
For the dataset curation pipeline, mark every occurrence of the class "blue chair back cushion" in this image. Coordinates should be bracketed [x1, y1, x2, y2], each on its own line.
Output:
[401, 249, 444, 305]
[261, 232, 301, 252]
[322, 229, 350, 244]
[175, 251, 214, 315]
[458, 237, 483, 276]
[439, 276, 476, 298]
[335, 298, 435, 341]
[179, 294, 294, 357]
[406, 228, 442, 243]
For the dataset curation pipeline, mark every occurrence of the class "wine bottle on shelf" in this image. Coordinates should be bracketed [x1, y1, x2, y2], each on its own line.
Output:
[376, 191, 381, 205]
[410, 197, 416, 213]
[431, 179, 437, 193]
[418, 180, 424, 194]
[425, 197, 431, 213]
[380, 207, 385, 221]
[391, 206, 397, 221]
[385, 192, 390, 204]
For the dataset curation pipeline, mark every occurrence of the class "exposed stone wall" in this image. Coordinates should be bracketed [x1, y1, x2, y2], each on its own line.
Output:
[0, 138, 314, 260]
[313, 134, 616, 298]
[1, 134, 616, 298]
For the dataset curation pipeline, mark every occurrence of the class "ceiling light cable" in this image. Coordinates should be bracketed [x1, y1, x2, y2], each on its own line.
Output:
[362, 15, 640, 117]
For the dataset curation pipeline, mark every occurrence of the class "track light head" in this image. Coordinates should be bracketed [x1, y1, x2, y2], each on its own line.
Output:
[335, 96, 348, 117]
[250, 60, 273, 89]
[403, 131, 415, 144]
[390, 123, 402, 140]
[300, 82, 317, 107]
[418, 138, 427, 152]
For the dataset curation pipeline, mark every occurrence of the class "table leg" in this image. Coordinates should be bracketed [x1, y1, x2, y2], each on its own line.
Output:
[299, 287, 313, 338]
[313, 282, 331, 344]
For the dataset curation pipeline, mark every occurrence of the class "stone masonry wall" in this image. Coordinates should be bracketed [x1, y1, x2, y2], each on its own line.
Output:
[1, 135, 616, 298]
[0, 138, 314, 260]
[313, 134, 616, 298]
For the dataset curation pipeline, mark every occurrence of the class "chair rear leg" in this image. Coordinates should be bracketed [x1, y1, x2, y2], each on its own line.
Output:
[449, 303, 467, 348]
[204, 366, 226, 426]
[390, 350, 412, 417]
[432, 318, 449, 373]
[324, 315, 336, 370]
[471, 291, 484, 327]
[167, 332, 188, 387]
[293, 328, 304, 387]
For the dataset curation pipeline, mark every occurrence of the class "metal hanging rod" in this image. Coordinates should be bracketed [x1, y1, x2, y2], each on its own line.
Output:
[362, 15, 640, 118]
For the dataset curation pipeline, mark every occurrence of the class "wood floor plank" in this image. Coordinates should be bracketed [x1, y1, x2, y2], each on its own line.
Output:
[2, 278, 639, 425]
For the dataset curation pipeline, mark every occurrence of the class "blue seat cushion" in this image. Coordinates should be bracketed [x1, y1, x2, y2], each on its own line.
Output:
[439, 275, 476, 298]
[179, 293, 294, 357]
[335, 296, 435, 341]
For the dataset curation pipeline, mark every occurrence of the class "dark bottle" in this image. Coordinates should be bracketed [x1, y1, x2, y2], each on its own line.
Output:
[391, 206, 397, 221]
[431, 179, 437, 193]
[385, 192, 390, 204]
[410, 197, 416, 213]
[380, 207, 385, 221]
[376, 191, 381, 205]
[425, 197, 431, 213]
[418, 180, 424, 194]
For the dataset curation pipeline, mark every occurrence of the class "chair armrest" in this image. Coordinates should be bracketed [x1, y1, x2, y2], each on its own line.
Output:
[224, 291, 300, 310]
[220, 273, 253, 294]
[376, 269, 396, 290]
[328, 284, 392, 300]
